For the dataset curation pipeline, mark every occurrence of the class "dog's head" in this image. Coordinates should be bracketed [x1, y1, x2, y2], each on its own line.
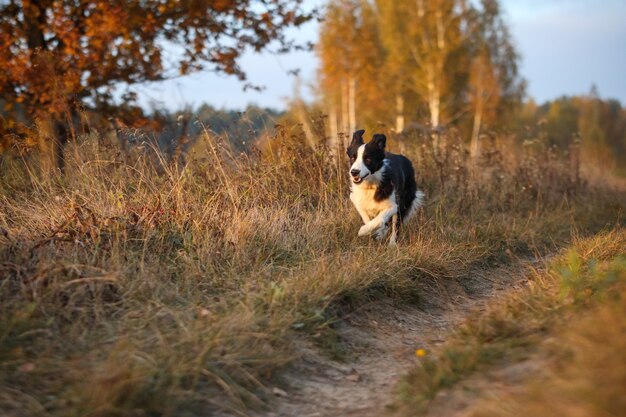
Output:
[346, 129, 387, 185]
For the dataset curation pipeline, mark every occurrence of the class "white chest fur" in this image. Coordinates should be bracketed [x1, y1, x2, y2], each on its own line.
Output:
[350, 182, 395, 219]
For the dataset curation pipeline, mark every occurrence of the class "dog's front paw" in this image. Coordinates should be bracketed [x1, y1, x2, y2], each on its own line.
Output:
[358, 224, 372, 236]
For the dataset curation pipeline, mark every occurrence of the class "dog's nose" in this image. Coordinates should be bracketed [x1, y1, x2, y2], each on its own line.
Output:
[350, 169, 360, 177]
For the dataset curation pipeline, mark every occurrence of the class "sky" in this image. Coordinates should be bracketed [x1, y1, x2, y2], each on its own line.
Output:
[132, 0, 626, 111]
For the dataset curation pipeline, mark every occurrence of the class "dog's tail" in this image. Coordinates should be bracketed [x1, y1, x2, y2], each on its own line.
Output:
[403, 190, 425, 223]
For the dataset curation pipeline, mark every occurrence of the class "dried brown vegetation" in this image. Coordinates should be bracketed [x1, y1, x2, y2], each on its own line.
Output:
[0, 123, 623, 416]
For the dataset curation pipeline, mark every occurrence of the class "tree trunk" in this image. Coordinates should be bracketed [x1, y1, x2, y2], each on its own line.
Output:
[470, 57, 488, 161]
[417, 0, 425, 18]
[470, 102, 483, 160]
[425, 64, 441, 129]
[348, 76, 356, 134]
[24, 1, 47, 50]
[395, 94, 404, 133]
[425, 63, 442, 152]
[436, 9, 445, 49]
[341, 79, 349, 134]
[25, 2, 74, 174]
[329, 102, 338, 151]
[53, 120, 69, 174]
[428, 84, 440, 128]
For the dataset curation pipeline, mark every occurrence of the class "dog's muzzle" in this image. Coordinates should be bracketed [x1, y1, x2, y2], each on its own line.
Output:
[350, 170, 369, 184]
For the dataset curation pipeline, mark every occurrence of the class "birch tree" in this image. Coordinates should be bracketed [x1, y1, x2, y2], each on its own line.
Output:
[318, 0, 385, 138]
[406, 0, 465, 129]
[467, 0, 524, 157]
[318, 0, 523, 140]
[318, 0, 358, 137]
[468, 48, 500, 158]
[377, 0, 411, 132]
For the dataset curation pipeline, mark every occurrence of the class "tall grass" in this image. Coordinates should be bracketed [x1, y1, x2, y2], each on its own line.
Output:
[0, 122, 622, 416]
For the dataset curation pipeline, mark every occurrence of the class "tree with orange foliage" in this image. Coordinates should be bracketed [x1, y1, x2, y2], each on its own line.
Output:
[319, 0, 524, 146]
[317, 0, 386, 142]
[0, 0, 315, 171]
[467, 0, 524, 158]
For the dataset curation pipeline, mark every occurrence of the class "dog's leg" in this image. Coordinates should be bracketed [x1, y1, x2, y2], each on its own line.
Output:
[359, 205, 398, 237]
[374, 222, 388, 241]
[388, 214, 399, 246]
[356, 208, 371, 225]
[350, 193, 371, 225]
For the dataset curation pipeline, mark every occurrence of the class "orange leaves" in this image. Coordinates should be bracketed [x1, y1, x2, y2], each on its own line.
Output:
[0, 0, 315, 122]
[144, 13, 157, 34]
[212, 0, 238, 13]
[84, 2, 129, 49]
[179, 61, 189, 76]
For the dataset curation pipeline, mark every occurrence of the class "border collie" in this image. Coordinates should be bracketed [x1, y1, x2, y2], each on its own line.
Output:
[347, 129, 424, 245]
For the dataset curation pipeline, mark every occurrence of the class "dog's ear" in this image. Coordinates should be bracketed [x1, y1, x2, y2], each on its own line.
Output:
[350, 129, 365, 147]
[372, 134, 386, 150]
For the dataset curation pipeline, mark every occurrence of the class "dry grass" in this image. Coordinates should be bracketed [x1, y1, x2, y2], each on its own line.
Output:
[0, 124, 623, 416]
[395, 229, 626, 417]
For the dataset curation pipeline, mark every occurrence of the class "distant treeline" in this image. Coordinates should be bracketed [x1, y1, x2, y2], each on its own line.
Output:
[0, 101, 282, 155]
[3, 94, 624, 176]
[147, 104, 283, 152]
[512, 92, 626, 174]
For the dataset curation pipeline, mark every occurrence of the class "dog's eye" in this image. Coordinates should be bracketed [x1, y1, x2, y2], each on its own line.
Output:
[364, 158, 371, 164]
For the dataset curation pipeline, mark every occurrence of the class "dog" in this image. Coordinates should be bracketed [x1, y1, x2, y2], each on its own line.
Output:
[347, 129, 424, 245]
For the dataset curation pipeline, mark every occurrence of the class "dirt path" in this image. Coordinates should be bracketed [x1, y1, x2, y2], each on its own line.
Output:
[254, 258, 541, 417]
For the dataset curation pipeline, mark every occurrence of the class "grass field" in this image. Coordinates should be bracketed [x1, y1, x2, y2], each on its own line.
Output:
[395, 230, 626, 417]
[0, 125, 623, 416]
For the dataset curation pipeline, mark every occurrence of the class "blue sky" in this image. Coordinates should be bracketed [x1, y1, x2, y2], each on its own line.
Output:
[133, 0, 626, 111]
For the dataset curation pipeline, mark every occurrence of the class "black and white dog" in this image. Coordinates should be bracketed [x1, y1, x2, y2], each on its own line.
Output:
[347, 130, 424, 245]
